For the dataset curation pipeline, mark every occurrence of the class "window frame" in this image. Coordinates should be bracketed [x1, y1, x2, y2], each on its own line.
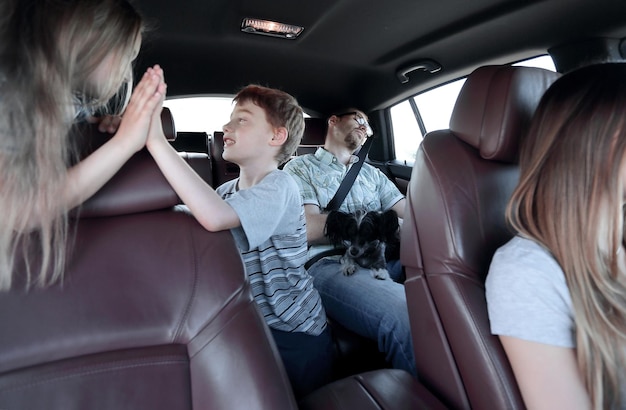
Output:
[388, 55, 556, 166]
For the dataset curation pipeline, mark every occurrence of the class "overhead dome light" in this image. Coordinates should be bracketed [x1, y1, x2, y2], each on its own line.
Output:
[241, 18, 304, 39]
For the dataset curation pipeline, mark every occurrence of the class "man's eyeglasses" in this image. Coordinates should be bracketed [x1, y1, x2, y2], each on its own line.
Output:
[335, 112, 373, 137]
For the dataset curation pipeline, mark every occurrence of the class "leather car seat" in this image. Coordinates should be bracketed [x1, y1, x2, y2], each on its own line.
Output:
[209, 131, 240, 187]
[401, 65, 560, 409]
[160, 108, 213, 186]
[0, 149, 298, 409]
[297, 117, 327, 155]
[160, 106, 176, 141]
[0, 125, 447, 409]
[170, 131, 210, 154]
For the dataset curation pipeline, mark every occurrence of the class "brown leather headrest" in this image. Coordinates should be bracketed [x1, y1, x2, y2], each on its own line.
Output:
[450, 65, 560, 163]
[161, 106, 176, 141]
[78, 150, 179, 218]
[72, 108, 181, 218]
[301, 117, 327, 146]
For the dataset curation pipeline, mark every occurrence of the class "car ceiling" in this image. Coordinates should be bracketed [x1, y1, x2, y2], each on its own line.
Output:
[135, 0, 626, 114]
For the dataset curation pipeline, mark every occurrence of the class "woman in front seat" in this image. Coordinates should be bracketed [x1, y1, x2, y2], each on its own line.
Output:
[486, 63, 626, 410]
[0, 0, 165, 290]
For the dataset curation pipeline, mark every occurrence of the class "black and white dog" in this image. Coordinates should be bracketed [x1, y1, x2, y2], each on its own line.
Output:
[324, 209, 400, 280]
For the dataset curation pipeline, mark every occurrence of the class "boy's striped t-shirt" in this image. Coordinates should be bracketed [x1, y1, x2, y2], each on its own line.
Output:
[217, 169, 327, 336]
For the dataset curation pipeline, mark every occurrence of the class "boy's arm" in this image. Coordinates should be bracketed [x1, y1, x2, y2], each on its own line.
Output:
[64, 66, 166, 210]
[147, 137, 240, 231]
[145, 101, 239, 232]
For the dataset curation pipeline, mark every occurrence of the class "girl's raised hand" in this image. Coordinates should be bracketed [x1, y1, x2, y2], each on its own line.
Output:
[113, 65, 166, 152]
[146, 66, 169, 149]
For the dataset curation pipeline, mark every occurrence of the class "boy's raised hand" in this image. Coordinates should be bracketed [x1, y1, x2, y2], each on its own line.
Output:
[146, 67, 168, 149]
[114, 65, 166, 152]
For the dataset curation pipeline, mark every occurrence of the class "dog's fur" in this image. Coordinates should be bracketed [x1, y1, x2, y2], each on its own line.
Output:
[324, 209, 400, 280]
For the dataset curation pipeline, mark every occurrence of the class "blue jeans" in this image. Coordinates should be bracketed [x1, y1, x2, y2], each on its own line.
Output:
[308, 257, 417, 377]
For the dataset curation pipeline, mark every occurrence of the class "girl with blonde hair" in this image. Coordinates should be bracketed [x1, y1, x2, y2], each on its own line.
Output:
[0, 0, 166, 289]
[486, 63, 626, 410]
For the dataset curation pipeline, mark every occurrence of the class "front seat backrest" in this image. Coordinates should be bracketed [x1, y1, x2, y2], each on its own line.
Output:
[297, 117, 327, 156]
[0, 149, 297, 409]
[401, 65, 560, 410]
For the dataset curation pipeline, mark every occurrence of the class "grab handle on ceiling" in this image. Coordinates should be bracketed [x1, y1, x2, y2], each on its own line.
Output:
[396, 59, 442, 84]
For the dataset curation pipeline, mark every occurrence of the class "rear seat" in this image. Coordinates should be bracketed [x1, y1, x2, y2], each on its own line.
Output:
[160, 107, 176, 141]
[210, 131, 239, 187]
[157, 108, 213, 187]
[170, 131, 210, 154]
[211, 117, 326, 186]
[297, 117, 327, 155]
[0, 130, 446, 409]
[73, 108, 213, 189]
[289, 117, 393, 377]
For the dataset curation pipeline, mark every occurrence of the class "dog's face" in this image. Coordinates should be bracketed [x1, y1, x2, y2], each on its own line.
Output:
[325, 209, 400, 271]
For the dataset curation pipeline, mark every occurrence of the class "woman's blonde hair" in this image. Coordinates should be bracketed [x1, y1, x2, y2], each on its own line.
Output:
[0, 0, 143, 289]
[508, 63, 626, 409]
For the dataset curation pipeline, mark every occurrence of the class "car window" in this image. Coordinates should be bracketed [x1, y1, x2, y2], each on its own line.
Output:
[164, 96, 311, 135]
[390, 55, 556, 164]
[163, 96, 235, 134]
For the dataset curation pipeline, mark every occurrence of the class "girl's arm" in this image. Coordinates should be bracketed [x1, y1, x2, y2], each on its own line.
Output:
[500, 335, 591, 410]
[145, 81, 239, 232]
[64, 66, 166, 210]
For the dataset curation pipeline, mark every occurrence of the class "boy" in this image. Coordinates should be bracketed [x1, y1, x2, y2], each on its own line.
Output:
[146, 83, 333, 399]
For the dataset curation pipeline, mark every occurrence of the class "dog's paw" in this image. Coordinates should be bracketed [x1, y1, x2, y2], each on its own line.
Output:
[340, 256, 357, 276]
[342, 264, 358, 276]
[372, 268, 389, 280]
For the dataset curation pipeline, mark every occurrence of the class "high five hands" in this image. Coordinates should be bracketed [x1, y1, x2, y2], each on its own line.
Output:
[89, 65, 167, 152]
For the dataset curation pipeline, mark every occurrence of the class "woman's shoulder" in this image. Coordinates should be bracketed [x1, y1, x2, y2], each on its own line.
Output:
[494, 235, 556, 265]
[486, 235, 575, 346]
[488, 235, 567, 296]
[488, 236, 565, 289]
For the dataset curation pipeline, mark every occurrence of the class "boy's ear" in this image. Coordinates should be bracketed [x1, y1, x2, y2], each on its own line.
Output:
[270, 127, 288, 146]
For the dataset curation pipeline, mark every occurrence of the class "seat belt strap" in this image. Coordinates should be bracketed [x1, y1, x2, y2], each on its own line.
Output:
[324, 136, 374, 212]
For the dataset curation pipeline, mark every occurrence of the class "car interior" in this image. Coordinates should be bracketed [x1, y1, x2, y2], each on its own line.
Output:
[2, 0, 626, 408]
[401, 65, 561, 409]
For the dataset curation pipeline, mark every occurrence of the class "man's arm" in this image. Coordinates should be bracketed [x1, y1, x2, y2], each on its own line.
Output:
[304, 204, 330, 245]
[391, 198, 406, 219]
[284, 159, 329, 244]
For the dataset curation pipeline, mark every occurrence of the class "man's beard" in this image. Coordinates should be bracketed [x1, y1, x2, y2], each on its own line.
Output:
[344, 131, 364, 151]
